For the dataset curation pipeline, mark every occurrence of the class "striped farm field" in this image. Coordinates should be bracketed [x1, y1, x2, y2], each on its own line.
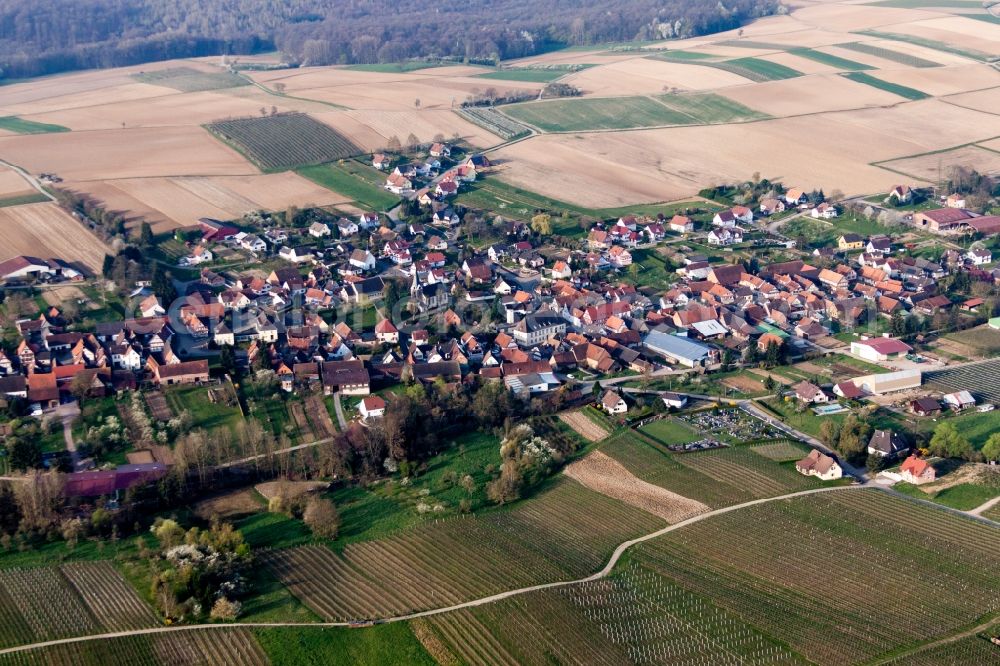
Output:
[655, 93, 769, 124]
[430, 558, 802, 665]
[924, 357, 1000, 404]
[0, 628, 268, 666]
[836, 42, 941, 68]
[750, 441, 809, 462]
[0, 562, 158, 649]
[636, 488, 1000, 664]
[787, 48, 872, 71]
[206, 112, 362, 171]
[603, 433, 756, 508]
[676, 447, 818, 498]
[265, 478, 663, 620]
[700, 57, 803, 82]
[885, 631, 1000, 665]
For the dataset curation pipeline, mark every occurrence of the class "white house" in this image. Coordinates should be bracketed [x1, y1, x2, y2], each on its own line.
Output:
[138, 295, 165, 318]
[668, 215, 694, 233]
[811, 202, 838, 219]
[850, 337, 911, 363]
[179, 246, 213, 266]
[309, 222, 331, 238]
[661, 392, 688, 409]
[795, 450, 842, 481]
[359, 395, 386, 420]
[349, 249, 377, 272]
[374, 319, 399, 344]
[241, 235, 267, 253]
[601, 390, 627, 414]
[707, 227, 743, 246]
[967, 248, 992, 265]
[278, 246, 314, 264]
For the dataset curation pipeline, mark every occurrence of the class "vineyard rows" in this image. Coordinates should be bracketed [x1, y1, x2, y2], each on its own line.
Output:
[750, 442, 807, 462]
[0, 562, 158, 649]
[636, 489, 1000, 664]
[885, 632, 1000, 665]
[457, 107, 532, 140]
[676, 447, 815, 498]
[206, 112, 362, 171]
[0, 629, 267, 666]
[266, 478, 662, 620]
[429, 560, 802, 665]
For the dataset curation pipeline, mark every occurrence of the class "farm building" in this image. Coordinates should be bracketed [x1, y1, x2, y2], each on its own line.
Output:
[912, 208, 973, 233]
[643, 330, 714, 368]
[0, 255, 57, 281]
[849, 337, 911, 363]
[910, 397, 941, 417]
[147, 359, 209, 386]
[900, 455, 935, 485]
[943, 390, 975, 411]
[833, 382, 864, 400]
[795, 450, 842, 481]
[868, 429, 909, 459]
[321, 360, 370, 395]
[849, 369, 921, 395]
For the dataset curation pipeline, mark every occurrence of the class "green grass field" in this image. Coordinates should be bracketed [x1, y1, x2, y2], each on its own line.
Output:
[893, 480, 999, 511]
[298, 161, 400, 211]
[655, 93, 769, 123]
[0, 116, 69, 134]
[836, 41, 941, 68]
[343, 62, 444, 73]
[788, 47, 873, 70]
[503, 96, 693, 131]
[0, 192, 48, 208]
[943, 326, 1000, 356]
[701, 57, 803, 82]
[255, 624, 436, 665]
[132, 66, 249, 92]
[474, 68, 570, 82]
[502, 93, 766, 132]
[164, 385, 244, 436]
[638, 418, 700, 446]
[653, 50, 716, 61]
[841, 71, 929, 100]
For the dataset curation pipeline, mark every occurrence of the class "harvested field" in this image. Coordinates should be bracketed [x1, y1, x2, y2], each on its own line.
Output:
[873, 63, 1000, 96]
[0, 126, 256, 181]
[721, 374, 767, 394]
[559, 410, 610, 442]
[254, 480, 329, 501]
[875, 16, 1000, 59]
[0, 167, 35, 199]
[722, 73, 903, 116]
[944, 86, 1000, 115]
[69, 172, 351, 232]
[563, 58, 751, 96]
[832, 41, 944, 68]
[343, 109, 501, 149]
[564, 451, 710, 523]
[756, 50, 842, 74]
[877, 144, 1000, 181]
[0, 203, 109, 273]
[206, 112, 362, 171]
[193, 488, 264, 520]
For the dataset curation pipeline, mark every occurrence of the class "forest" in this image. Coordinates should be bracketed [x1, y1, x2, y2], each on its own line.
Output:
[0, 0, 781, 79]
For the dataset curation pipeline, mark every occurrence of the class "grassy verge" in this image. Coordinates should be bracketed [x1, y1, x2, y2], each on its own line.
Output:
[0, 192, 48, 208]
[298, 162, 400, 212]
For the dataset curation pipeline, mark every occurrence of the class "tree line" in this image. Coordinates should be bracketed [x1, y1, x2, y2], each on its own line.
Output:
[0, 0, 780, 79]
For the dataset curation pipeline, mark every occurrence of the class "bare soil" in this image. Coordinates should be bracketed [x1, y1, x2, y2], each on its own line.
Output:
[559, 410, 609, 442]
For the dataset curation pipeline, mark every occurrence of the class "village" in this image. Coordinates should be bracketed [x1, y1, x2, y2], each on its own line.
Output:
[2, 143, 1000, 510]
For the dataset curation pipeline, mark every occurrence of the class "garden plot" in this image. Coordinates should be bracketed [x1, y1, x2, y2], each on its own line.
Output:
[558, 410, 609, 442]
[564, 451, 710, 523]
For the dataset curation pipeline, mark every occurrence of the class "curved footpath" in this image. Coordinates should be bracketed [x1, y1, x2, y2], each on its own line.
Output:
[0, 485, 861, 657]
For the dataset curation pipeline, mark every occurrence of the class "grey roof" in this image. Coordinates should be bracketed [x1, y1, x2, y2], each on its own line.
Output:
[643, 330, 712, 363]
